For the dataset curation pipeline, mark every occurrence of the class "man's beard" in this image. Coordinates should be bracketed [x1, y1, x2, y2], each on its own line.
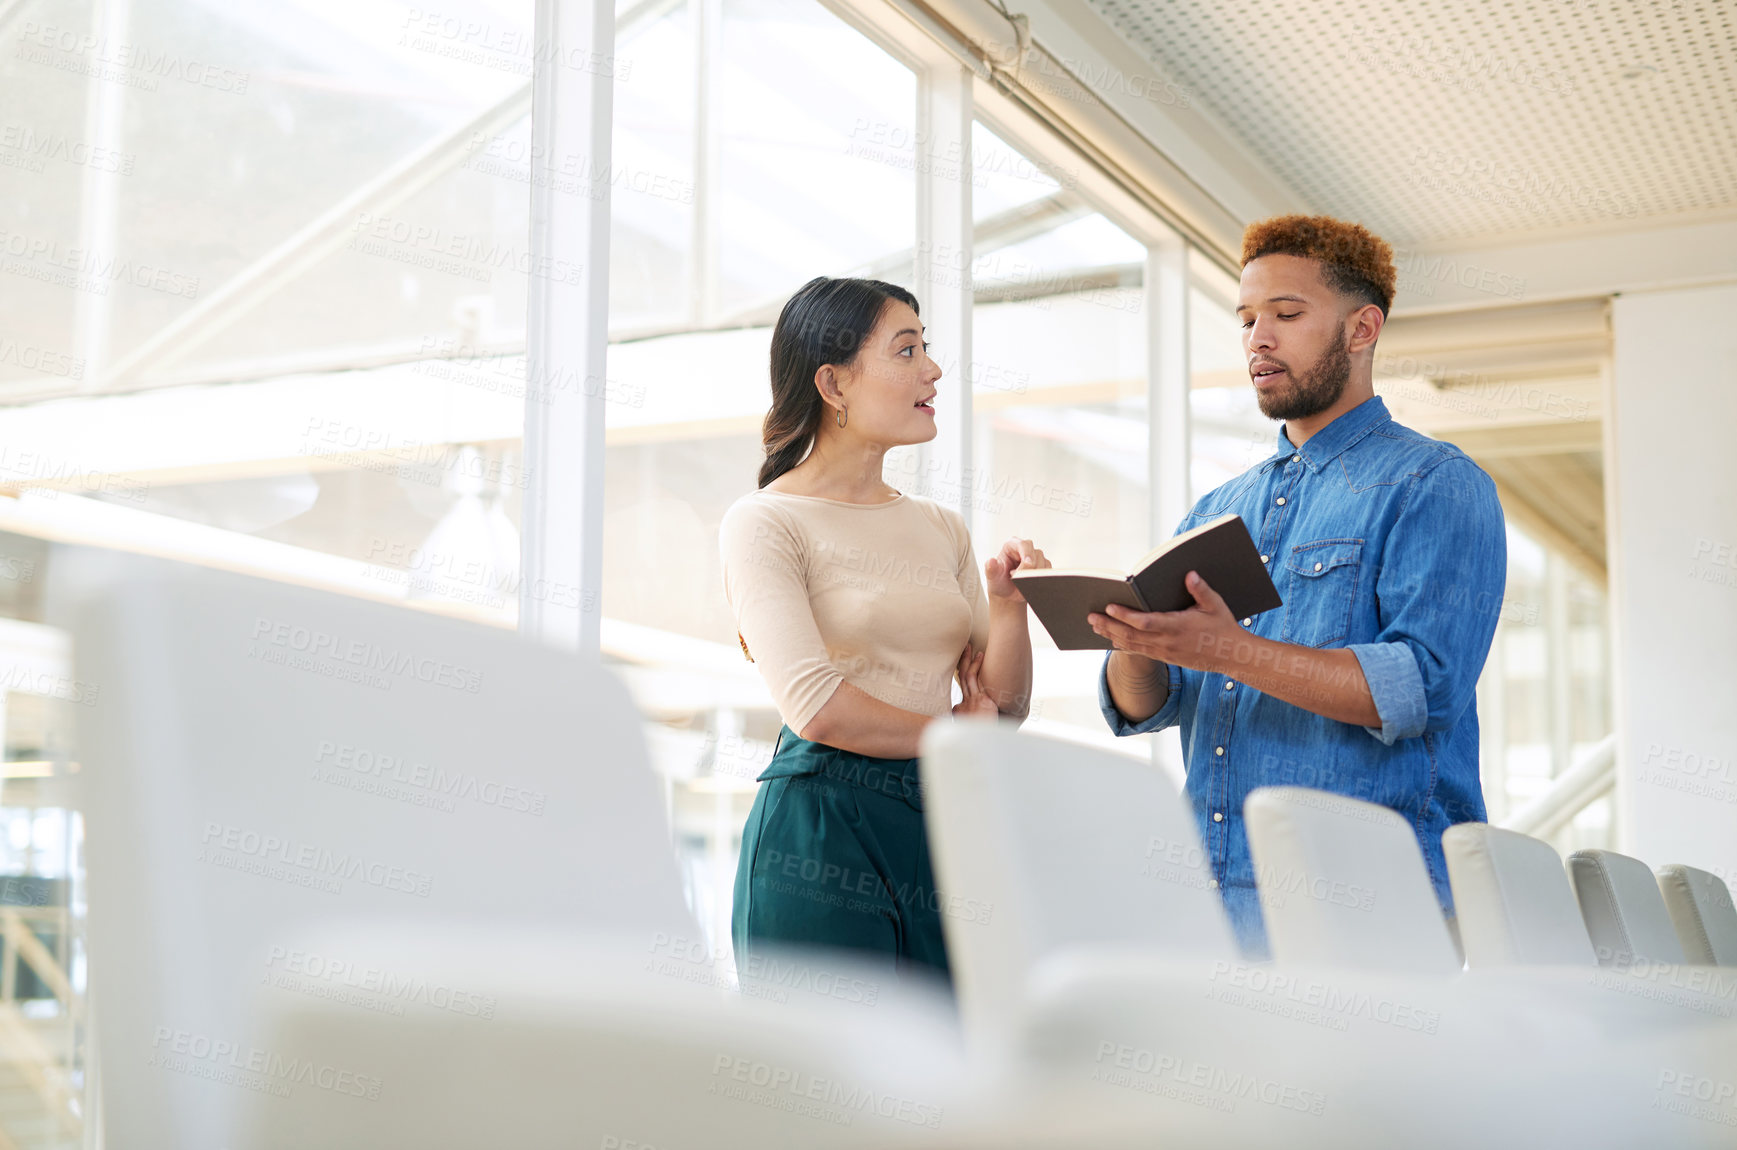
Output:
[1256, 333, 1351, 421]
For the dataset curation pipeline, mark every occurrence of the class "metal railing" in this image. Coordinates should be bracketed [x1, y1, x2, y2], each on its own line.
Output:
[1499, 733, 1618, 841]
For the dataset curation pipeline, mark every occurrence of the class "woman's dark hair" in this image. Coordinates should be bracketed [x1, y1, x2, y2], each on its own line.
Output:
[758, 276, 919, 488]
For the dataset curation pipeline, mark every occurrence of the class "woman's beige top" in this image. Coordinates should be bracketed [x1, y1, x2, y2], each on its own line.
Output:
[719, 489, 991, 735]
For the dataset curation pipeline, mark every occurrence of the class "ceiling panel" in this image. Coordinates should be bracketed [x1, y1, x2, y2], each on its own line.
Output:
[1085, 0, 1737, 246]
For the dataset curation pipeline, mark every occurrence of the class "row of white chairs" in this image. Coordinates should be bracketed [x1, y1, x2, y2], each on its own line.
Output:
[1449, 824, 1737, 970]
[66, 555, 1737, 1149]
[916, 722, 1737, 1148]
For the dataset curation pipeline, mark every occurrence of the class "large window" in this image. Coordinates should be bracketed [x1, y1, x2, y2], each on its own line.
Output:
[967, 123, 1151, 749]
[600, 0, 919, 958]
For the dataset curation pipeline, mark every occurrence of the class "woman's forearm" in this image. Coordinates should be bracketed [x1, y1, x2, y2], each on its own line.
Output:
[978, 600, 1034, 720]
[799, 682, 935, 759]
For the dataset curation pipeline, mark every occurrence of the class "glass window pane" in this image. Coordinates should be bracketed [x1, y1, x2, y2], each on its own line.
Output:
[603, 1, 919, 963]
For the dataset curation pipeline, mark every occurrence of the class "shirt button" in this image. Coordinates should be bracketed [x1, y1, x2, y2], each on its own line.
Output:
[1291, 454, 1300, 463]
[1224, 681, 1235, 691]
[1260, 554, 1269, 563]
[1213, 811, 1224, 822]
[1241, 617, 1252, 626]
[1276, 496, 1287, 506]
[1215, 745, 1225, 756]
[1208, 878, 1219, 889]
[1314, 561, 1323, 572]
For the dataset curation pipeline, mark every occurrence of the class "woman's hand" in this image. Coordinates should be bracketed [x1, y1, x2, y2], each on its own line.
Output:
[984, 537, 1049, 604]
[951, 645, 998, 721]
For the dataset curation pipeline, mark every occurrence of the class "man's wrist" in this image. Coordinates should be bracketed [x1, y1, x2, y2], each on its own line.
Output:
[1108, 650, 1165, 692]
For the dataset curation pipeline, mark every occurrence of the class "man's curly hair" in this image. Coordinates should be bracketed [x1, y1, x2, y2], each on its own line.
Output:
[1241, 215, 1396, 318]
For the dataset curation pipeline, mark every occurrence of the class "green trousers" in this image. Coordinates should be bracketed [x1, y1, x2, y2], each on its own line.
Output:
[732, 727, 951, 983]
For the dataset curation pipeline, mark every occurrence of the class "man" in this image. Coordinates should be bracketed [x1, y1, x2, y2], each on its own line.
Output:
[1092, 214, 1506, 956]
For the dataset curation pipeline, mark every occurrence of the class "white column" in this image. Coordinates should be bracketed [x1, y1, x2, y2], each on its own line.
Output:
[1146, 234, 1190, 782]
[1608, 284, 1737, 877]
[73, 0, 129, 390]
[912, 62, 973, 527]
[1146, 235, 1191, 535]
[519, 0, 616, 655]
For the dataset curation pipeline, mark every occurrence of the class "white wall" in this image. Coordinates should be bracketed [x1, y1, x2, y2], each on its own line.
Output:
[1609, 283, 1737, 883]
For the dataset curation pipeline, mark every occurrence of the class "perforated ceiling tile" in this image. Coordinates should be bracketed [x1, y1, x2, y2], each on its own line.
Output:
[1085, 0, 1737, 245]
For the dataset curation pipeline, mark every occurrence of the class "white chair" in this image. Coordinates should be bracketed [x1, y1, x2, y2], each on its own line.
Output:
[918, 722, 1235, 1052]
[1566, 849, 1686, 967]
[1243, 788, 1459, 974]
[67, 552, 963, 1149]
[1656, 863, 1737, 966]
[1442, 823, 1597, 967]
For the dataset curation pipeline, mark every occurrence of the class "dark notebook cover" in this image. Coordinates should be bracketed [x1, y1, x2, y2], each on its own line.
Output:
[1012, 514, 1284, 650]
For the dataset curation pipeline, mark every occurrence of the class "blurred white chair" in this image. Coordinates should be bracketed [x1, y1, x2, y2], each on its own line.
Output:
[918, 723, 1235, 1051]
[1566, 849, 1686, 967]
[67, 552, 963, 1149]
[1442, 824, 1597, 967]
[1656, 863, 1737, 966]
[1243, 788, 1459, 975]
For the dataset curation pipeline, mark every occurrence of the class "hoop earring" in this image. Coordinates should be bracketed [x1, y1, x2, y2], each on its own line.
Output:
[836, 406, 847, 429]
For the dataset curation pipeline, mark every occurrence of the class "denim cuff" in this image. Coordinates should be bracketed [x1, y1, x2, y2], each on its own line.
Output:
[1348, 642, 1427, 745]
[1098, 651, 1182, 736]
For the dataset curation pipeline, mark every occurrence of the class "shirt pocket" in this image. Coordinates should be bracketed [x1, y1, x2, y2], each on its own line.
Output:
[1281, 539, 1363, 648]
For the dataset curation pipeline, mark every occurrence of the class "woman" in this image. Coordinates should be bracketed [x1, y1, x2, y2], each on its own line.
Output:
[719, 275, 1047, 983]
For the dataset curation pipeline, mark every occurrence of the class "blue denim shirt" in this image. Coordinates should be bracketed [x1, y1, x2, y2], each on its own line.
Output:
[1099, 396, 1506, 953]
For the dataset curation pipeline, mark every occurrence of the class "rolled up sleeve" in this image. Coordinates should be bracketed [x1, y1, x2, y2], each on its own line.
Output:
[1098, 652, 1185, 736]
[1349, 641, 1427, 744]
[1353, 457, 1507, 745]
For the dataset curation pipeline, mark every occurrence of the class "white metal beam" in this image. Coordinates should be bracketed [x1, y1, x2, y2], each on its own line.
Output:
[518, 0, 615, 655]
[914, 59, 975, 527]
